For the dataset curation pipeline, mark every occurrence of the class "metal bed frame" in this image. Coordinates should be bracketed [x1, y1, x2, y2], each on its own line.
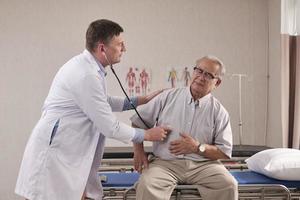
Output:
[100, 171, 300, 200]
[97, 146, 300, 200]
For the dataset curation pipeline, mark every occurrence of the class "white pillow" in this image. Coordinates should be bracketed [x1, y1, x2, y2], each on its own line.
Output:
[245, 148, 300, 180]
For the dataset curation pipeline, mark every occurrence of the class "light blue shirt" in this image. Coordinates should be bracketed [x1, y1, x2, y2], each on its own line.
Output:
[131, 87, 233, 160]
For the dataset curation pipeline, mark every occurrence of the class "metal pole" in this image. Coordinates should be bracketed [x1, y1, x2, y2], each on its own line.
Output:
[232, 74, 247, 145]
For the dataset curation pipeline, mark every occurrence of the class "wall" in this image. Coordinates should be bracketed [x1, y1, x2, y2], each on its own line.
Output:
[267, 0, 283, 147]
[0, 0, 280, 199]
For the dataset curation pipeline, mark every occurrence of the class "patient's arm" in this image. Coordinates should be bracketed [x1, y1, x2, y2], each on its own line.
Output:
[169, 133, 229, 160]
[133, 142, 149, 173]
[132, 123, 149, 173]
[202, 144, 229, 160]
[137, 89, 164, 106]
[169, 133, 199, 155]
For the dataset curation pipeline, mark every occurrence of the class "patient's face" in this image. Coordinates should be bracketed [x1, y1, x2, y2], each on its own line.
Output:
[190, 58, 221, 99]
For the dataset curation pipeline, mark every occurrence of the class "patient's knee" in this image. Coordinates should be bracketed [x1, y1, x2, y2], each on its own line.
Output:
[225, 174, 238, 189]
[226, 175, 239, 199]
[137, 173, 152, 188]
[137, 172, 164, 190]
[224, 174, 238, 196]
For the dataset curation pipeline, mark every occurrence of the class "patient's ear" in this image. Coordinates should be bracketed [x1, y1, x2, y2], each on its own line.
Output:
[215, 79, 222, 87]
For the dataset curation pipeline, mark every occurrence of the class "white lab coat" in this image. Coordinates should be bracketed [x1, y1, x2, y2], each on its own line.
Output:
[15, 50, 136, 200]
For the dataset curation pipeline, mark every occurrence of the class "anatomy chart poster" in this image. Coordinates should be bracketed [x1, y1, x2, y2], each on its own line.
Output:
[165, 67, 192, 88]
[122, 66, 193, 97]
[124, 67, 151, 96]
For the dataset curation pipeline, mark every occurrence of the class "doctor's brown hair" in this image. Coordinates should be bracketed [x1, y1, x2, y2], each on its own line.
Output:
[86, 19, 124, 52]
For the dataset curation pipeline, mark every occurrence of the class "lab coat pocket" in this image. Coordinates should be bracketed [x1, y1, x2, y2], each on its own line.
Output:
[56, 127, 85, 167]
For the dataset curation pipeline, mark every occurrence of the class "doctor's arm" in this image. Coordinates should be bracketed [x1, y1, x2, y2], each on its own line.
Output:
[137, 89, 165, 106]
[72, 75, 170, 143]
[108, 89, 165, 111]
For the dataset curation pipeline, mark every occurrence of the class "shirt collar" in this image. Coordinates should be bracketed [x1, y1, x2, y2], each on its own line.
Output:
[83, 49, 107, 77]
[94, 57, 107, 77]
[186, 87, 194, 105]
[186, 87, 211, 107]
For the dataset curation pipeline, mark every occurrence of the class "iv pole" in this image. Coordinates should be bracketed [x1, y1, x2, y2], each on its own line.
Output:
[231, 74, 247, 145]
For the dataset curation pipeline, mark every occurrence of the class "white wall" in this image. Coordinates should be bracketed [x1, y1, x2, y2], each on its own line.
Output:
[0, 0, 281, 199]
[267, 0, 283, 147]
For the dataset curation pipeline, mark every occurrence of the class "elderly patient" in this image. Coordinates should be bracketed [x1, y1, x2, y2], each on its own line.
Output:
[131, 55, 238, 200]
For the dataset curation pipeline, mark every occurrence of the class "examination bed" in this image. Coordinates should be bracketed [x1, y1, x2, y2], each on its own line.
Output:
[99, 170, 300, 200]
[98, 146, 300, 200]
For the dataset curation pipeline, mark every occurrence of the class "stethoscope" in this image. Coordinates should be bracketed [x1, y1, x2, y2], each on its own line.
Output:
[103, 51, 151, 129]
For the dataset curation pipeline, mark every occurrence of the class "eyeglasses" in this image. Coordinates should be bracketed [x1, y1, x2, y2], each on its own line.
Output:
[193, 67, 219, 81]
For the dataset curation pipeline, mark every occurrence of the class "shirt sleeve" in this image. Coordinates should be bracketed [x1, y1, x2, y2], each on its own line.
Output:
[130, 91, 166, 129]
[122, 97, 138, 111]
[131, 128, 145, 143]
[107, 96, 138, 111]
[71, 74, 135, 143]
[107, 96, 125, 112]
[214, 106, 233, 158]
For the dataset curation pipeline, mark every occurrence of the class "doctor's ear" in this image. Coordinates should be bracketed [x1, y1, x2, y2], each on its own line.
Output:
[98, 43, 106, 53]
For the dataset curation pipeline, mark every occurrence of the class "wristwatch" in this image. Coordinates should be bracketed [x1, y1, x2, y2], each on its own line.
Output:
[198, 143, 206, 154]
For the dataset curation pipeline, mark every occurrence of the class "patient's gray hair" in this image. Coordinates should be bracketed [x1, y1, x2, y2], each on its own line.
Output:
[196, 55, 226, 77]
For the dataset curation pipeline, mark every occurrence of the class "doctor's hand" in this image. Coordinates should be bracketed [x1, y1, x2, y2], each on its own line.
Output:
[144, 126, 171, 141]
[137, 89, 166, 105]
[133, 143, 148, 173]
[169, 133, 199, 155]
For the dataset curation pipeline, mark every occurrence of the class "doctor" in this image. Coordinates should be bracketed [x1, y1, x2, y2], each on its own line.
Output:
[15, 19, 170, 200]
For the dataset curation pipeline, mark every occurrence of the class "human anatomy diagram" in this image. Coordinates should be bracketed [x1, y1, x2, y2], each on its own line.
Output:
[125, 67, 151, 96]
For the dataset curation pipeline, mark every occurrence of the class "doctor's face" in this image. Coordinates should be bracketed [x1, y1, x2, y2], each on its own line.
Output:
[103, 34, 126, 64]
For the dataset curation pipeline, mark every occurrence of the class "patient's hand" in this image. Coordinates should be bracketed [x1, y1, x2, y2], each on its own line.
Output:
[169, 133, 199, 155]
[133, 143, 149, 173]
